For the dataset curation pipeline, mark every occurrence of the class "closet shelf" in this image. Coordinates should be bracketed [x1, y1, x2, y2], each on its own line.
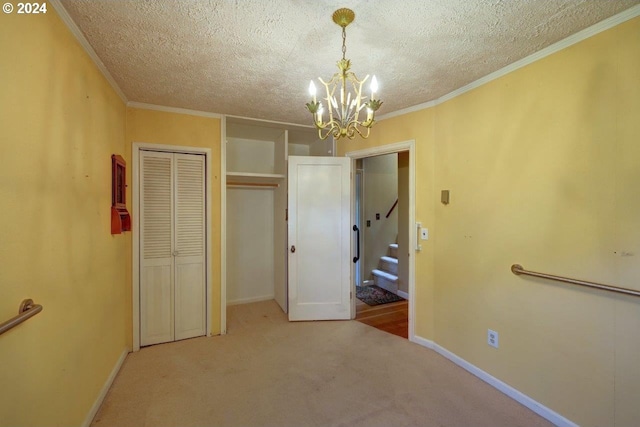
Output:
[226, 172, 285, 185]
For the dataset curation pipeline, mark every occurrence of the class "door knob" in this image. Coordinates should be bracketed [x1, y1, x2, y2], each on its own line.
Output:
[173, 251, 179, 256]
[290, 245, 296, 253]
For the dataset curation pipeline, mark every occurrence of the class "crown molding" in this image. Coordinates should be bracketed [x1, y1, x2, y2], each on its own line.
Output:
[380, 4, 640, 122]
[49, 0, 127, 103]
[225, 114, 314, 130]
[127, 102, 223, 119]
[377, 100, 437, 121]
[436, 4, 640, 106]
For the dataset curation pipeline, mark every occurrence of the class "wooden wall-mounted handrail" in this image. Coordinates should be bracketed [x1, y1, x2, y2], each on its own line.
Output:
[385, 198, 398, 218]
[511, 264, 640, 297]
[0, 299, 43, 336]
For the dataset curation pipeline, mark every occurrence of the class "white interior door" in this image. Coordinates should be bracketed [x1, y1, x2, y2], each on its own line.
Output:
[288, 156, 351, 321]
[140, 151, 206, 346]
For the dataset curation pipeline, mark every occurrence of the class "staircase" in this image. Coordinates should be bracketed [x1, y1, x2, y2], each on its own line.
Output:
[372, 243, 399, 294]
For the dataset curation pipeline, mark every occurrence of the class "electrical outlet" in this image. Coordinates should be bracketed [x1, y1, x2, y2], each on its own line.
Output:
[488, 329, 499, 348]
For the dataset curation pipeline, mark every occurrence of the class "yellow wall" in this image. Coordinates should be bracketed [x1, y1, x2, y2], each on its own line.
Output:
[0, 9, 128, 427]
[341, 16, 639, 427]
[434, 17, 639, 427]
[125, 108, 222, 335]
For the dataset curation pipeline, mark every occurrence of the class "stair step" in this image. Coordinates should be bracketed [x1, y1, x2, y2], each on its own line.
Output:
[372, 269, 399, 293]
[388, 243, 398, 258]
[372, 269, 398, 282]
[379, 256, 398, 275]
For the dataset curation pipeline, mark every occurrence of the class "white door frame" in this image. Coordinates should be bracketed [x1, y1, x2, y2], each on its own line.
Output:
[354, 169, 364, 286]
[132, 142, 213, 351]
[345, 140, 416, 340]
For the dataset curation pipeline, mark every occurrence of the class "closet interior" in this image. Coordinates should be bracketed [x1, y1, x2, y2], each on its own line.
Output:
[225, 117, 333, 312]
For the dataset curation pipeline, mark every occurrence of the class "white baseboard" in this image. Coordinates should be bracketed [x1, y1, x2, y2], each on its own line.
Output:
[226, 295, 274, 306]
[397, 289, 409, 300]
[82, 348, 128, 427]
[410, 334, 434, 349]
[412, 336, 577, 427]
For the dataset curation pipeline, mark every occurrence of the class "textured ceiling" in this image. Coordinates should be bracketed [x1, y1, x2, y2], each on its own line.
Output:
[59, 0, 639, 125]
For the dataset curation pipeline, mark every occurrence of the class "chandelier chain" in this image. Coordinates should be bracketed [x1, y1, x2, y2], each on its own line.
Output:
[341, 26, 347, 60]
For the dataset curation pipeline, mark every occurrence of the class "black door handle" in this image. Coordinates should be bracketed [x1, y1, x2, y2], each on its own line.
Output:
[353, 225, 360, 263]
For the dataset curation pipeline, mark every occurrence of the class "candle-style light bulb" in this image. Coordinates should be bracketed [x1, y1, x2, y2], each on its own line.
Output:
[309, 80, 317, 103]
[317, 103, 324, 123]
[370, 75, 378, 99]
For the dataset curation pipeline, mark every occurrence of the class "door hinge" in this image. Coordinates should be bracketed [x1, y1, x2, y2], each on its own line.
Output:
[350, 291, 353, 300]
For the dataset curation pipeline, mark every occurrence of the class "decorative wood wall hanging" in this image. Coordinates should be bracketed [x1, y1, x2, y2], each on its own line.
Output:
[111, 154, 131, 234]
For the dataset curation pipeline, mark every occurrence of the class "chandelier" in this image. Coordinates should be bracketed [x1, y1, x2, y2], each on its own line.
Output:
[306, 8, 382, 140]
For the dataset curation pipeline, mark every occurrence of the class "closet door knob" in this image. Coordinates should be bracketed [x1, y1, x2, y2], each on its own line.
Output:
[290, 245, 296, 253]
[173, 251, 179, 256]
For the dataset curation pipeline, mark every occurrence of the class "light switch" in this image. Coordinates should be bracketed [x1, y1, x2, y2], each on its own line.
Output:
[420, 228, 429, 240]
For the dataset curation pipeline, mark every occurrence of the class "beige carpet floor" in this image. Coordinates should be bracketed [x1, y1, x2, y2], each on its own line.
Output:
[92, 300, 553, 427]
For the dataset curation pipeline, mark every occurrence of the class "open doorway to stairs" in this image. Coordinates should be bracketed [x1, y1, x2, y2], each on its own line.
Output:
[346, 141, 416, 341]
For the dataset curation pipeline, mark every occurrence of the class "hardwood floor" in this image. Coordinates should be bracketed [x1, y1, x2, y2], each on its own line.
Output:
[355, 298, 408, 339]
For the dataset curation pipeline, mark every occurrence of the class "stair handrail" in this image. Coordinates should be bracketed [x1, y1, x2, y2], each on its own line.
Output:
[385, 199, 398, 219]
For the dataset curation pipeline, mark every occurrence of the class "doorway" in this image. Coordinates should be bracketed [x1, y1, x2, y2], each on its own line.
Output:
[346, 140, 416, 341]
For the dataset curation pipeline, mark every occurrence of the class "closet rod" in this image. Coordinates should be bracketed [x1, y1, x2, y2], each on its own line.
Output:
[226, 182, 279, 188]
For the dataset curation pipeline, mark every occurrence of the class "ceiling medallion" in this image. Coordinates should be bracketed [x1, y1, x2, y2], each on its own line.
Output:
[306, 8, 382, 140]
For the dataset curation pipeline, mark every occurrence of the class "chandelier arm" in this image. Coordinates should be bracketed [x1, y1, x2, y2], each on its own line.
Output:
[315, 116, 343, 140]
[351, 123, 371, 139]
[318, 73, 342, 87]
[330, 125, 341, 140]
[349, 120, 362, 138]
[346, 124, 356, 140]
[317, 126, 334, 140]
[345, 71, 368, 87]
[319, 72, 341, 124]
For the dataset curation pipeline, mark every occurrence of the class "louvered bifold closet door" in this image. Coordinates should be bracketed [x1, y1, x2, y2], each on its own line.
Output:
[174, 153, 206, 340]
[140, 151, 175, 346]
